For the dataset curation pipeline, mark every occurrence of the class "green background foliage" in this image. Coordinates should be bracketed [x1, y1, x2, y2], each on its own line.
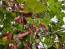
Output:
[0, 0, 65, 49]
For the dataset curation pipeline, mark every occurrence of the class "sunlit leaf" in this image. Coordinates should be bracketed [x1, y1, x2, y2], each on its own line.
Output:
[2, 36, 8, 45]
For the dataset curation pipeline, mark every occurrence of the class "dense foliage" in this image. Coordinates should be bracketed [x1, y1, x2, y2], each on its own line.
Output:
[0, 0, 65, 49]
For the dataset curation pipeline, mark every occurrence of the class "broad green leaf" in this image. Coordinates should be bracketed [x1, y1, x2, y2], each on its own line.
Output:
[23, 5, 30, 13]
[24, 0, 47, 13]
[26, 0, 39, 8]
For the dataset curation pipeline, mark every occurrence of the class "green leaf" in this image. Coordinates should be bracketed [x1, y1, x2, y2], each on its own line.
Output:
[23, 5, 30, 13]
[38, 15, 50, 28]
[58, 32, 65, 43]
[17, 44, 24, 49]
[26, 17, 33, 23]
[49, 11, 55, 18]
[48, 0, 54, 4]
[17, 0, 24, 3]
[26, 17, 38, 26]
[0, 27, 3, 32]
[63, 44, 65, 49]
[24, 0, 47, 13]
[56, 12, 65, 19]
[62, 6, 65, 10]
[41, 15, 50, 25]
[44, 36, 52, 47]
[0, 11, 4, 19]
[54, 2, 62, 8]
[0, 21, 3, 25]
[2, 0, 6, 1]
[6, 13, 16, 21]
[3, 19, 12, 31]
[0, 43, 5, 49]
[49, 5, 59, 13]
[2, 36, 8, 45]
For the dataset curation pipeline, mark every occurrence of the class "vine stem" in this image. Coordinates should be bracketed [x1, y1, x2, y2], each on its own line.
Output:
[44, 28, 65, 37]
[52, 28, 65, 33]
